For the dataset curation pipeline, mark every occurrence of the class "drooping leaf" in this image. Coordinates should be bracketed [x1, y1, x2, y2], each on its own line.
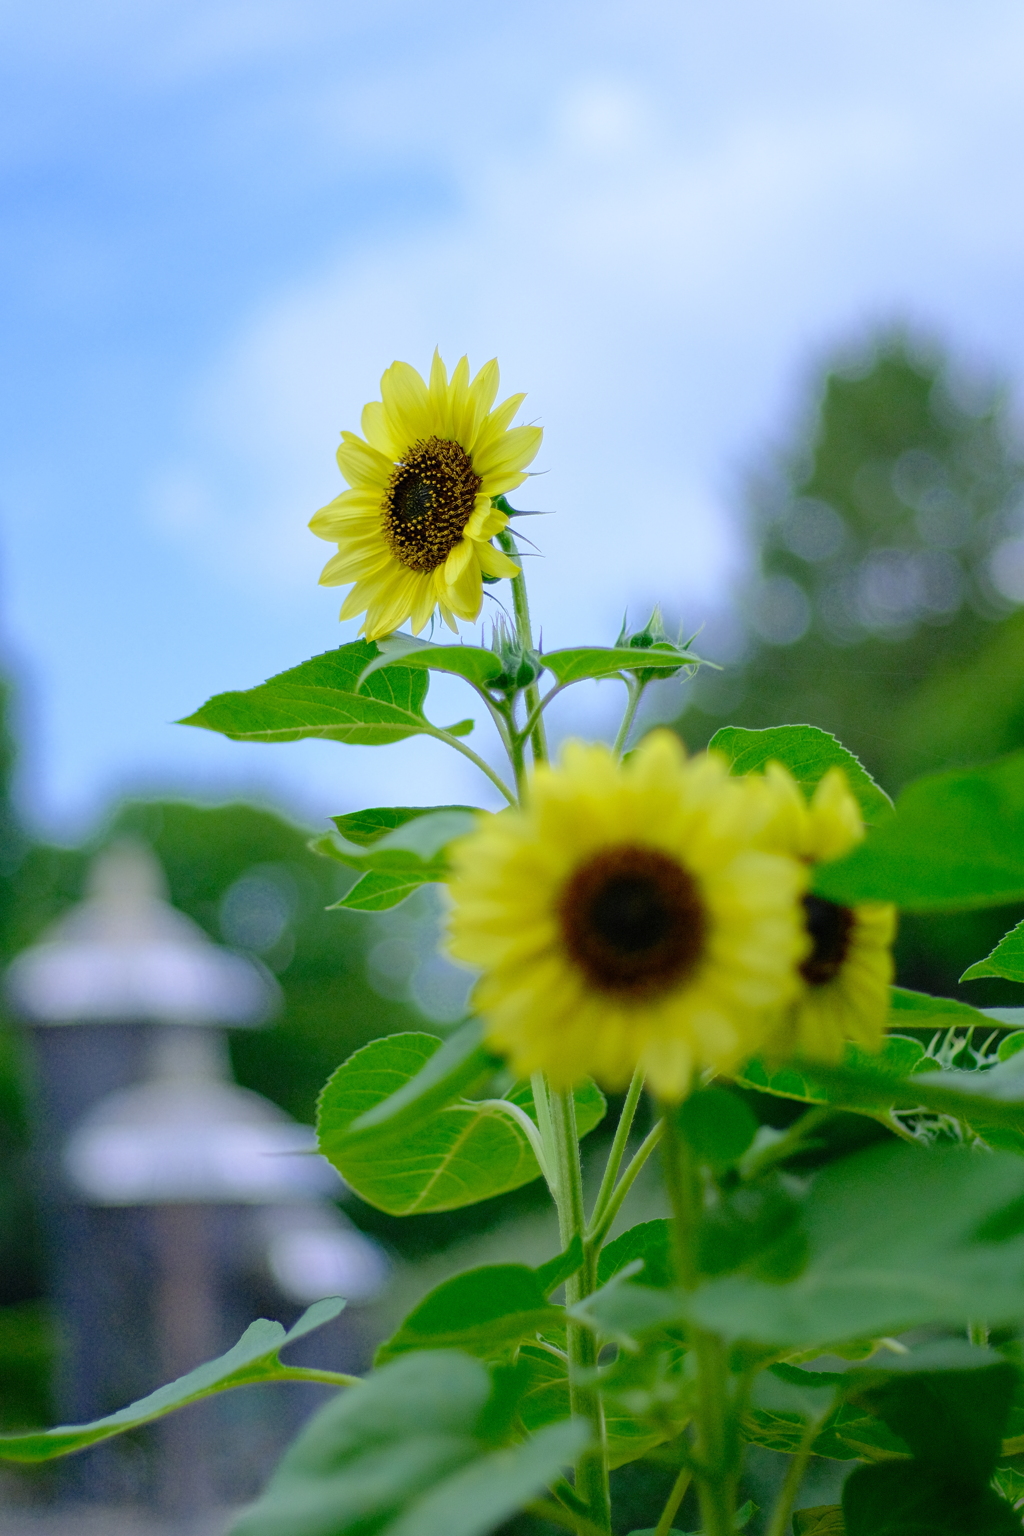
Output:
[691, 1141, 1024, 1348]
[708, 724, 893, 826]
[814, 749, 1024, 910]
[540, 645, 698, 686]
[330, 804, 480, 847]
[316, 1031, 604, 1215]
[359, 633, 508, 691]
[0, 1299, 345, 1462]
[375, 1264, 562, 1365]
[180, 640, 473, 748]
[963, 917, 1024, 984]
[228, 1349, 588, 1536]
[313, 806, 481, 910]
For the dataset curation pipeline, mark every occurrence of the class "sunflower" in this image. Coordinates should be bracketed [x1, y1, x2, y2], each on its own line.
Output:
[446, 732, 808, 1100]
[759, 763, 897, 1061]
[309, 352, 542, 640]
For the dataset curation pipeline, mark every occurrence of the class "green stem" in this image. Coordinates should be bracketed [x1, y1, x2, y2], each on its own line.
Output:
[611, 677, 646, 758]
[526, 1499, 608, 1536]
[498, 527, 548, 765]
[425, 724, 515, 804]
[551, 1088, 611, 1534]
[654, 1467, 692, 1536]
[272, 1367, 361, 1387]
[587, 1118, 663, 1249]
[741, 1105, 832, 1181]
[660, 1106, 736, 1536]
[588, 1069, 646, 1235]
[764, 1414, 819, 1536]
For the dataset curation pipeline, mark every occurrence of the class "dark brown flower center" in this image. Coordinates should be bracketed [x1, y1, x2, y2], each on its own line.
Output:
[557, 845, 706, 998]
[800, 894, 855, 986]
[382, 436, 481, 573]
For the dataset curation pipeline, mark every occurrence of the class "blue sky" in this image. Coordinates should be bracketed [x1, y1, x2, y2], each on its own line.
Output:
[4, 0, 1024, 839]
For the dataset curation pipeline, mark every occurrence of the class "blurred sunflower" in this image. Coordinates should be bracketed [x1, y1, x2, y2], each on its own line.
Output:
[446, 732, 806, 1100]
[759, 763, 897, 1061]
[310, 352, 542, 639]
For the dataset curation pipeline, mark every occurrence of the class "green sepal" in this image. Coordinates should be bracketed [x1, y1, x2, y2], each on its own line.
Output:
[180, 639, 473, 747]
[228, 1350, 589, 1536]
[0, 1299, 345, 1463]
[708, 723, 893, 826]
[814, 748, 1024, 911]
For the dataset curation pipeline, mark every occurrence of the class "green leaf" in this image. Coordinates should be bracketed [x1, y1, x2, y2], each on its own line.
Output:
[691, 1141, 1024, 1348]
[540, 645, 698, 686]
[677, 1086, 758, 1168]
[793, 1508, 845, 1536]
[359, 633, 508, 691]
[0, 1299, 344, 1463]
[228, 1349, 589, 1536]
[888, 985, 1002, 1032]
[598, 1220, 673, 1290]
[180, 640, 473, 748]
[708, 724, 893, 826]
[330, 804, 480, 847]
[313, 806, 481, 910]
[815, 749, 1024, 911]
[735, 1032, 928, 1112]
[316, 1031, 604, 1215]
[963, 917, 1024, 984]
[516, 1344, 670, 1472]
[375, 1264, 562, 1365]
[843, 1463, 1020, 1536]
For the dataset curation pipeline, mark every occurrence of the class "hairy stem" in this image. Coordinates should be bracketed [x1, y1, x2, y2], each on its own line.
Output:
[660, 1106, 737, 1536]
[498, 527, 548, 766]
[552, 1088, 611, 1534]
[611, 676, 646, 758]
[588, 1068, 646, 1236]
[587, 1118, 663, 1249]
[424, 723, 515, 804]
[654, 1467, 693, 1536]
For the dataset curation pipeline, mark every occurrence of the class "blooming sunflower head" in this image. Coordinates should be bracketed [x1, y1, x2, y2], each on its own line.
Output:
[759, 763, 897, 1062]
[446, 731, 808, 1101]
[309, 352, 542, 640]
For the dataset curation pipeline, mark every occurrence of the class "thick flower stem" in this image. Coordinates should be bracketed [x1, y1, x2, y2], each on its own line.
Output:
[498, 528, 549, 766]
[551, 1087, 612, 1535]
[660, 1106, 737, 1536]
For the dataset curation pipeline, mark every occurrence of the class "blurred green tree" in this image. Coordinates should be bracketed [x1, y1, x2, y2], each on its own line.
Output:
[677, 332, 1024, 1001]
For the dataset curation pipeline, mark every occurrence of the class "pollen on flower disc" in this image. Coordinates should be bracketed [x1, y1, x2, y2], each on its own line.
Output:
[557, 844, 706, 999]
[383, 436, 482, 573]
[800, 895, 855, 986]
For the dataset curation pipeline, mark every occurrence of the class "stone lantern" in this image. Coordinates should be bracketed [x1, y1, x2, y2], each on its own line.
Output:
[7, 839, 386, 1512]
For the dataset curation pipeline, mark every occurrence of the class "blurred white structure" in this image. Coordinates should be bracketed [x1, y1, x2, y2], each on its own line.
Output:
[8, 839, 387, 1513]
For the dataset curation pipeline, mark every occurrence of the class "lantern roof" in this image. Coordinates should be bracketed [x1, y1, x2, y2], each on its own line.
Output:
[6, 839, 279, 1026]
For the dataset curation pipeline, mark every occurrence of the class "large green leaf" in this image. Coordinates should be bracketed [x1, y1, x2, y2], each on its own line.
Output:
[734, 1032, 929, 1113]
[376, 1264, 562, 1364]
[0, 1299, 345, 1462]
[359, 633, 508, 691]
[814, 750, 1024, 910]
[691, 1141, 1024, 1348]
[708, 724, 893, 826]
[229, 1350, 588, 1536]
[313, 806, 481, 911]
[316, 1031, 605, 1215]
[963, 917, 1024, 985]
[180, 640, 472, 747]
[540, 645, 697, 686]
